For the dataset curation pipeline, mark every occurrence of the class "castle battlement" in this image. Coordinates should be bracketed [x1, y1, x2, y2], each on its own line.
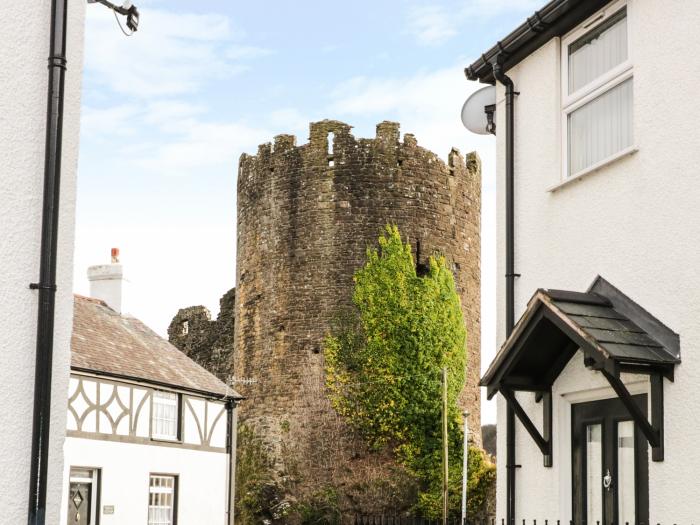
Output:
[239, 120, 477, 191]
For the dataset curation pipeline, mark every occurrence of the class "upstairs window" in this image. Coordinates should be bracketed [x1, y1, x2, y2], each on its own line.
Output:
[562, 1, 633, 178]
[151, 391, 179, 441]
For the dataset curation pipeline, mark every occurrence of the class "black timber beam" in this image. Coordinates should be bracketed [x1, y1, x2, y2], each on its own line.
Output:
[650, 373, 664, 461]
[541, 390, 552, 467]
[601, 369, 664, 461]
[618, 362, 675, 382]
[501, 387, 552, 467]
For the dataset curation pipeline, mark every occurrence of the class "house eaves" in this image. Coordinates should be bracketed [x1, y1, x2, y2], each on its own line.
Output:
[465, 0, 613, 84]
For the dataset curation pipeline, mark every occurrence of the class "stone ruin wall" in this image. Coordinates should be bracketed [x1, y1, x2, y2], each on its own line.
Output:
[168, 288, 235, 381]
[233, 120, 482, 506]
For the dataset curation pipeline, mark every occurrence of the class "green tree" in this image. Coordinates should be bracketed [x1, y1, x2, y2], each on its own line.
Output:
[325, 225, 492, 517]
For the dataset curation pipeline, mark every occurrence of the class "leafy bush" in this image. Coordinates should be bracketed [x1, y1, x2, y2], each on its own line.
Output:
[416, 446, 496, 520]
[235, 425, 289, 524]
[324, 225, 494, 518]
[295, 486, 342, 525]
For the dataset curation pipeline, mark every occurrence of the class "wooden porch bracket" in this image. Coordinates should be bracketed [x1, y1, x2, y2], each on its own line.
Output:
[501, 387, 552, 467]
[601, 369, 664, 461]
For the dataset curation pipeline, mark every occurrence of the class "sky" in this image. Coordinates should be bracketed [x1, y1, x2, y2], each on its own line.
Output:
[74, 0, 542, 424]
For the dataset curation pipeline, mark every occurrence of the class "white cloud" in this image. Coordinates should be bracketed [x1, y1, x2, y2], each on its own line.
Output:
[81, 104, 141, 138]
[406, 5, 458, 46]
[136, 120, 272, 175]
[406, 0, 544, 47]
[225, 45, 275, 60]
[267, 108, 312, 139]
[81, 5, 277, 175]
[84, 7, 268, 99]
[141, 100, 206, 129]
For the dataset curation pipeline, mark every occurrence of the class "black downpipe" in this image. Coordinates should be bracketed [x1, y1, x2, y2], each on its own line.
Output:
[225, 400, 239, 525]
[28, 1, 69, 523]
[492, 58, 517, 525]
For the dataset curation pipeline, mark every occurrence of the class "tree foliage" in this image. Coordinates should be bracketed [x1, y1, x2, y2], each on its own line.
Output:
[235, 425, 289, 524]
[325, 225, 493, 517]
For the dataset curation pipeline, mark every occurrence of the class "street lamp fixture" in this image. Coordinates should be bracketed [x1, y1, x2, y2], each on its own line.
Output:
[88, 0, 140, 34]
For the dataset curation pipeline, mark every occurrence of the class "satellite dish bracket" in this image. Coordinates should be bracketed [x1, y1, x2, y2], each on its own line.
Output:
[485, 104, 496, 135]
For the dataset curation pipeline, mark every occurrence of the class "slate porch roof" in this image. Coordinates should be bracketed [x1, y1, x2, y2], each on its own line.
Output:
[71, 294, 240, 399]
[481, 277, 680, 399]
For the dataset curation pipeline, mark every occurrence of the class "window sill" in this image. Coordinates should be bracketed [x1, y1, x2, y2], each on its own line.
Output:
[151, 436, 181, 444]
[548, 145, 638, 193]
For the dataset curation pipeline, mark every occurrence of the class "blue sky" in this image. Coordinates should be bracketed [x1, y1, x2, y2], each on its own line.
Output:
[74, 0, 541, 423]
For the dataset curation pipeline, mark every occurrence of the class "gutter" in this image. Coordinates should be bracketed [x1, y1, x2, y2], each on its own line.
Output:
[27, 1, 69, 523]
[465, 0, 611, 84]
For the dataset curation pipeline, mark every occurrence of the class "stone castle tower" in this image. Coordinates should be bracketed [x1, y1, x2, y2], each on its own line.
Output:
[170, 119, 481, 515]
[235, 119, 481, 507]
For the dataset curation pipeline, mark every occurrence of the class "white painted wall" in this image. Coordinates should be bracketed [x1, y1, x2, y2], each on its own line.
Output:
[62, 437, 230, 525]
[492, 0, 700, 521]
[0, 1, 85, 523]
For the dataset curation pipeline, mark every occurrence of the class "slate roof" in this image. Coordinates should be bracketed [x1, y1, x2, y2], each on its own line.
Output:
[71, 295, 239, 399]
[481, 277, 680, 398]
[544, 289, 679, 365]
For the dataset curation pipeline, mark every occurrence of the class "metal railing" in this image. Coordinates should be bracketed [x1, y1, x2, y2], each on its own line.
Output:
[353, 517, 495, 525]
[354, 519, 693, 525]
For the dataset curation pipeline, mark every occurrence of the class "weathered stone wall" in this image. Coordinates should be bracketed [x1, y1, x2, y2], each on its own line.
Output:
[168, 288, 235, 381]
[234, 120, 481, 511]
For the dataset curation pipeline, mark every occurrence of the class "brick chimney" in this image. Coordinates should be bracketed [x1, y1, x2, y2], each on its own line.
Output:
[87, 248, 129, 314]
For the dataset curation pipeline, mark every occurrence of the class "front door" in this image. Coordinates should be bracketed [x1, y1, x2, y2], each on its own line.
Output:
[67, 467, 99, 525]
[68, 482, 91, 525]
[572, 396, 648, 525]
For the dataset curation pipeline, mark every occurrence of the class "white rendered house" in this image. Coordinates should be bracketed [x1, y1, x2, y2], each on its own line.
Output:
[466, 1, 700, 524]
[0, 1, 85, 523]
[61, 255, 241, 525]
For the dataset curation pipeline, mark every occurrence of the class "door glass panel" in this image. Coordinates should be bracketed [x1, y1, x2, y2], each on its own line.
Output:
[618, 420, 636, 524]
[587, 424, 603, 524]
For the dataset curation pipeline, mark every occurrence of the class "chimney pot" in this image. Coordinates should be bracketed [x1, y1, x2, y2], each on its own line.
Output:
[111, 247, 120, 263]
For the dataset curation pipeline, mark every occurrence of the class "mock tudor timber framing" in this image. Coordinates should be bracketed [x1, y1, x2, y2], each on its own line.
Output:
[66, 372, 231, 452]
[481, 277, 679, 465]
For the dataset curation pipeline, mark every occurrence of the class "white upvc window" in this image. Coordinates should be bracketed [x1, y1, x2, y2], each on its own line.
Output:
[148, 474, 177, 525]
[151, 391, 179, 441]
[561, 0, 633, 179]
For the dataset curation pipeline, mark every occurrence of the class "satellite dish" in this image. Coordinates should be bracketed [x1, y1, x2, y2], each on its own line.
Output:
[461, 86, 496, 135]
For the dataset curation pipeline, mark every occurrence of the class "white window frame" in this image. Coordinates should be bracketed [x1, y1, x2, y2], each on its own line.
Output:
[148, 474, 178, 525]
[560, 0, 634, 181]
[151, 390, 180, 442]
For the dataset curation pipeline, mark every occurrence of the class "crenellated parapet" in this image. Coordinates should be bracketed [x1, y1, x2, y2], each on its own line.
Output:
[239, 120, 469, 190]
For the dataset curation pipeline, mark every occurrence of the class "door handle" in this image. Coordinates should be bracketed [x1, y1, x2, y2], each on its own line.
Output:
[603, 468, 612, 491]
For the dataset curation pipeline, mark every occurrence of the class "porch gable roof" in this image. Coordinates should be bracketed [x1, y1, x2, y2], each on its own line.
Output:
[481, 277, 680, 400]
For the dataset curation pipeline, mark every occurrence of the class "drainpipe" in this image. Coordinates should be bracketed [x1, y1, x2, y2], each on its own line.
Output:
[27, 1, 69, 523]
[492, 57, 518, 525]
[226, 400, 239, 525]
